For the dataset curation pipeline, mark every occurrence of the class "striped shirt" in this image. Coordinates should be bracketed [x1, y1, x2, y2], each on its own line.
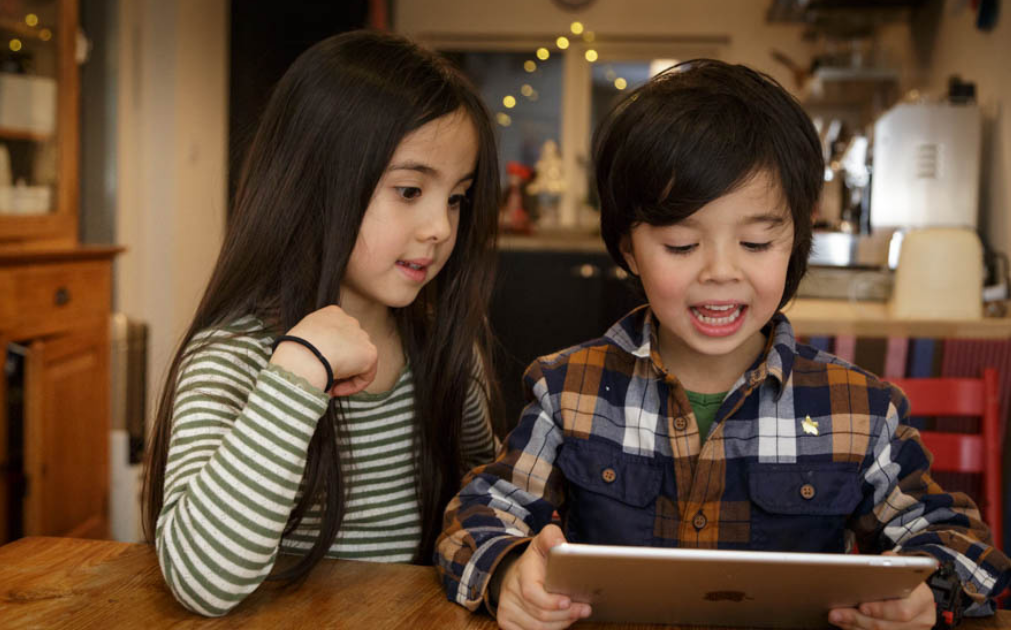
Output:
[436, 306, 1010, 616]
[156, 315, 497, 616]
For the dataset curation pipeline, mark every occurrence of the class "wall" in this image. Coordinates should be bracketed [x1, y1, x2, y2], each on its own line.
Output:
[115, 0, 228, 449]
[913, 1, 1011, 267]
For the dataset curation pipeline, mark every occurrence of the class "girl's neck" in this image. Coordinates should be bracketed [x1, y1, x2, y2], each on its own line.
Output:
[656, 327, 767, 395]
[339, 295, 404, 394]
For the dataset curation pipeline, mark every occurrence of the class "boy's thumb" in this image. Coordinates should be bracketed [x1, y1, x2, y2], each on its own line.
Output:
[534, 524, 567, 556]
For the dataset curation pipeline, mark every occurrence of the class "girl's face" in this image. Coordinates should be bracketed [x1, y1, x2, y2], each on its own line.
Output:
[341, 109, 479, 318]
[620, 170, 794, 379]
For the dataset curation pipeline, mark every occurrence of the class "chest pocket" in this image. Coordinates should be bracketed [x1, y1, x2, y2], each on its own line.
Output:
[748, 463, 863, 553]
[556, 439, 662, 546]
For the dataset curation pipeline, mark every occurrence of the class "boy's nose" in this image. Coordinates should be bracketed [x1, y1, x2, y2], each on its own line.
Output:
[699, 247, 742, 283]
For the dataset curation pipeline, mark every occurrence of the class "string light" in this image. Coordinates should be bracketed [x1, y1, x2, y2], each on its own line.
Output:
[582, 31, 596, 43]
[585, 49, 598, 62]
[25, 14, 38, 27]
[39, 29, 51, 41]
[524, 60, 537, 73]
[503, 95, 517, 108]
[536, 47, 550, 61]
[556, 36, 569, 50]
[570, 22, 584, 35]
[9, 39, 22, 52]
[521, 84, 534, 97]
[614, 77, 628, 90]
[496, 112, 512, 127]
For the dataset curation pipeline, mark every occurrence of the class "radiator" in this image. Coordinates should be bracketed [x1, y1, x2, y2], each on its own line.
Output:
[109, 314, 147, 542]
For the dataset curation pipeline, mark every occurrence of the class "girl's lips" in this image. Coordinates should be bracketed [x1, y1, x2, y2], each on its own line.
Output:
[689, 303, 747, 337]
[396, 259, 430, 283]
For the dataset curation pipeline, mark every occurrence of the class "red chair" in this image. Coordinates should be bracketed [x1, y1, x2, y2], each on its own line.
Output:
[887, 368, 1003, 551]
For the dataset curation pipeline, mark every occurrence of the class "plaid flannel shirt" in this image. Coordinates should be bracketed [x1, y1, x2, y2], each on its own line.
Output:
[435, 306, 1010, 616]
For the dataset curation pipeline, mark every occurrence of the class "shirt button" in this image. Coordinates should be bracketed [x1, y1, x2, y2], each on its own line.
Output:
[674, 417, 689, 431]
[601, 468, 617, 483]
[800, 483, 816, 500]
[692, 512, 707, 530]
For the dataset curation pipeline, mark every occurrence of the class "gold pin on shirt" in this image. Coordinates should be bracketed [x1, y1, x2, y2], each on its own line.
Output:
[802, 415, 819, 435]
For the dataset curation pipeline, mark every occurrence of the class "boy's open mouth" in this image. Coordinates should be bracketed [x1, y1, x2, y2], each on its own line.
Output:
[690, 303, 745, 326]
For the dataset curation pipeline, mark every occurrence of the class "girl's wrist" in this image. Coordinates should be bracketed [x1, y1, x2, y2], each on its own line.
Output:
[270, 341, 331, 392]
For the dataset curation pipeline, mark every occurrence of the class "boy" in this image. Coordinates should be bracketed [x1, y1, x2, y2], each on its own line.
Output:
[436, 60, 1009, 630]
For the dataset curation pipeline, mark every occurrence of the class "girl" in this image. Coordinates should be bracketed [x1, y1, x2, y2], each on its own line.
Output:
[142, 30, 503, 617]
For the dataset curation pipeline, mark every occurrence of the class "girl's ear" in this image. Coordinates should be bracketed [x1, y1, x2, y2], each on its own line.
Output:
[619, 234, 640, 276]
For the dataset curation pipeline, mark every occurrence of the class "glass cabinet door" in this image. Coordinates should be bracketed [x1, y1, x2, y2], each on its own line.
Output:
[0, 1, 61, 218]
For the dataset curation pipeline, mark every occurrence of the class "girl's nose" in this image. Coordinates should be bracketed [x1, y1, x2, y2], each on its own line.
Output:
[417, 202, 453, 243]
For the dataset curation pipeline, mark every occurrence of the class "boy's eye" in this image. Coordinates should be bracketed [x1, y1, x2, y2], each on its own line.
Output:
[742, 241, 772, 252]
[664, 244, 696, 255]
[395, 186, 422, 200]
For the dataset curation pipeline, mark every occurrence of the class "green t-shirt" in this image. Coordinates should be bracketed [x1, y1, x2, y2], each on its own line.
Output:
[685, 390, 727, 442]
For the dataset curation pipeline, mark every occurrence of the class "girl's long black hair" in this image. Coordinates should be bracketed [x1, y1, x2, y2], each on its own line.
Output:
[142, 30, 503, 580]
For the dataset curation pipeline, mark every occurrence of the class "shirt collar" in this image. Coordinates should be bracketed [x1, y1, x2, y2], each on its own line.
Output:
[604, 306, 798, 397]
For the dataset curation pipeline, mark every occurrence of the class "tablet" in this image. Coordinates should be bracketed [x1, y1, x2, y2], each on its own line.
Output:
[545, 543, 938, 629]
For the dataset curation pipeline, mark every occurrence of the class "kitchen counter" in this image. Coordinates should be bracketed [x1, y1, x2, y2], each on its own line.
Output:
[785, 299, 1011, 339]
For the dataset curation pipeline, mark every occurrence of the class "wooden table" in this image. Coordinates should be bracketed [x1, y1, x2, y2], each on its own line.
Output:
[1, 537, 1008, 629]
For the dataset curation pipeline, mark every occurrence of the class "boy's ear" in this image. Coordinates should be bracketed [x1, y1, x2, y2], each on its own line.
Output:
[619, 235, 640, 276]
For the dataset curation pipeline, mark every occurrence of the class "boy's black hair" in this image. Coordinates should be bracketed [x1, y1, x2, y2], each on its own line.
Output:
[594, 59, 824, 308]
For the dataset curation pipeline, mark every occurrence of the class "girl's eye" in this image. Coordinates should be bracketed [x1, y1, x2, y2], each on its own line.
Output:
[742, 241, 772, 252]
[448, 193, 468, 209]
[664, 244, 696, 255]
[395, 186, 422, 201]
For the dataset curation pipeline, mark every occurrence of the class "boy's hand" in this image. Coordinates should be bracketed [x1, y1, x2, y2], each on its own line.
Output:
[828, 581, 935, 630]
[495, 525, 592, 630]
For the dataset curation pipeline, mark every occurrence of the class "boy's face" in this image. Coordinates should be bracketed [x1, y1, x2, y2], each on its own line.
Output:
[620, 170, 794, 378]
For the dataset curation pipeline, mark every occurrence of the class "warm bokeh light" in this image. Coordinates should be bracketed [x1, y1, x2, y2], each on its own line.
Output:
[503, 95, 516, 108]
[9, 39, 22, 52]
[39, 29, 51, 41]
[614, 77, 628, 90]
[536, 47, 550, 60]
[582, 31, 596, 43]
[570, 22, 584, 35]
[556, 36, 569, 50]
[524, 60, 537, 72]
[496, 112, 512, 127]
[585, 49, 598, 62]
[521, 84, 534, 97]
[25, 14, 38, 27]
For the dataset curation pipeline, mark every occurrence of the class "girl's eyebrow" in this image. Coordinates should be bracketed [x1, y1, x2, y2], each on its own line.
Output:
[387, 161, 475, 186]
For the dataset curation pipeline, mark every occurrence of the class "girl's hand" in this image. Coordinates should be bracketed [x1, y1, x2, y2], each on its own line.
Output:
[495, 525, 591, 630]
[828, 581, 936, 630]
[270, 305, 378, 397]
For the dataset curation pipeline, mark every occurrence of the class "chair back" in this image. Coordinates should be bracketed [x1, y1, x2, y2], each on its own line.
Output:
[887, 368, 1002, 550]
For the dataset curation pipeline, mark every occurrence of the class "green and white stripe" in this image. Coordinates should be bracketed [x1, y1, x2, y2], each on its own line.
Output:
[155, 316, 497, 616]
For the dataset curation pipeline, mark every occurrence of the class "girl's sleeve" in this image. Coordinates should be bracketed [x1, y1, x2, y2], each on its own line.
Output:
[460, 352, 500, 472]
[155, 329, 329, 617]
[853, 385, 1011, 616]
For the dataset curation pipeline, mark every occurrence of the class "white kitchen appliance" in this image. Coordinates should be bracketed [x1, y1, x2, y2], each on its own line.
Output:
[870, 101, 981, 230]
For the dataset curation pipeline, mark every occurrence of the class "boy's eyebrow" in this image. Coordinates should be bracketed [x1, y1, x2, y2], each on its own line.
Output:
[677, 212, 787, 228]
[387, 161, 475, 186]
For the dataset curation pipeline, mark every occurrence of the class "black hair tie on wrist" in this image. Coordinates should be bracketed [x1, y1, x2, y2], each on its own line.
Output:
[272, 335, 335, 392]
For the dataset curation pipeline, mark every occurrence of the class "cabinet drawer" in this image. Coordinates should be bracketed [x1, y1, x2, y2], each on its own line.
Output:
[0, 261, 110, 336]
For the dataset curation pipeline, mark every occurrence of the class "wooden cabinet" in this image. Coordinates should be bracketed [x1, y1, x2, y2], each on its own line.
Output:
[0, 0, 80, 248]
[0, 0, 119, 544]
[1, 250, 117, 543]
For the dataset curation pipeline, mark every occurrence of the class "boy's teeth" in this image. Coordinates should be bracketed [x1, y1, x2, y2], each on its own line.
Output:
[691, 305, 742, 325]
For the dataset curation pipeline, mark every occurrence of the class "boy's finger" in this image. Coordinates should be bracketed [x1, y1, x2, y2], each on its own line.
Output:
[532, 524, 566, 557]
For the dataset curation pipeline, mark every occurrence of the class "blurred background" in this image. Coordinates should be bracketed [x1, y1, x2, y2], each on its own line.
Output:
[0, 0, 1009, 563]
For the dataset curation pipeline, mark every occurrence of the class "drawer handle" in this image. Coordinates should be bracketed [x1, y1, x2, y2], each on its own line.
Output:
[54, 287, 71, 306]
